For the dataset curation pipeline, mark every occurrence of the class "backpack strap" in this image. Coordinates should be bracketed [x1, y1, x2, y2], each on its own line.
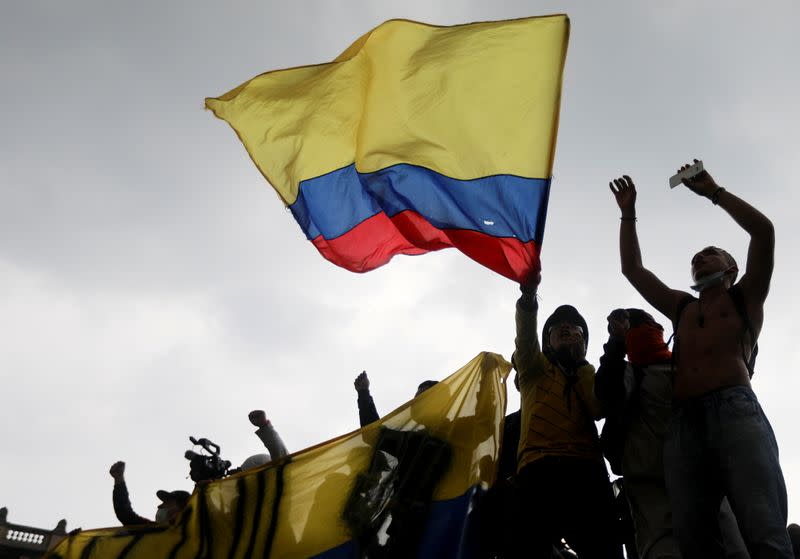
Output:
[728, 285, 758, 377]
[672, 295, 697, 333]
[669, 295, 697, 372]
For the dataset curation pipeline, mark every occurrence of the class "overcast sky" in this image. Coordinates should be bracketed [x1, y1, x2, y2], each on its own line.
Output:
[2, 0, 799, 533]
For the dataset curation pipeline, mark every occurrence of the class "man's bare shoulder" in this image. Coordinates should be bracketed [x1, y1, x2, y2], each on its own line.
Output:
[731, 280, 766, 337]
[671, 290, 696, 318]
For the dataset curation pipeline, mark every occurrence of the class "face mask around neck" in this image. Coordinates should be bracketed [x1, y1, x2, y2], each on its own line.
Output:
[690, 266, 736, 292]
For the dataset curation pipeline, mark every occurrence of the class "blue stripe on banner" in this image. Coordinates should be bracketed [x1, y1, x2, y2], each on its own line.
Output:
[310, 488, 484, 559]
[289, 163, 550, 244]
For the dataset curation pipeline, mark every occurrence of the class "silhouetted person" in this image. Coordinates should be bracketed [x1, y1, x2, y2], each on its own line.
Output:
[108, 461, 190, 526]
[238, 410, 289, 470]
[353, 370, 437, 427]
[509, 273, 622, 559]
[609, 161, 791, 557]
[596, 308, 747, 559]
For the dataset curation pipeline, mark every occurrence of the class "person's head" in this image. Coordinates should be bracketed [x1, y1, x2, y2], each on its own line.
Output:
[415, 380, 438, 397]
[691, 246, 738, 287]
[542, 305, 588, 362]
[240, 453, 270, 472]
[155, 490, 191, 523]
[621, 308, 672, 366]
[625, 308, 661, 330]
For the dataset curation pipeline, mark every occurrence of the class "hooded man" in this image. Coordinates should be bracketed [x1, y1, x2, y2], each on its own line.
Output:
[508, 275, 622, 559]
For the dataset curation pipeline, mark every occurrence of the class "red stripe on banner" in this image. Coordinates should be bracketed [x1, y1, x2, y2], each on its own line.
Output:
[310, 210, 541, 284]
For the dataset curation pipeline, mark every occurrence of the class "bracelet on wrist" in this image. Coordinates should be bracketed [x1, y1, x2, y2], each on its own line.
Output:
[710, 187, 726, 205]
[620, 216, 637, 222]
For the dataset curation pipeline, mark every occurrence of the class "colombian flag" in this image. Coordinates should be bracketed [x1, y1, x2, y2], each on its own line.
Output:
[48, 353, 511, 559]
[206, 16, 569, 284]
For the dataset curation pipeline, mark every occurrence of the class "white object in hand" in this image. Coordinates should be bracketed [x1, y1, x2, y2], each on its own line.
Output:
[669, 160, 704, 189]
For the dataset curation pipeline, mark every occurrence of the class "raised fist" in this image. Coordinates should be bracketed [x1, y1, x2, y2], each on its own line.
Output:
[109, 461, 126, 480]
[248, 410, 269, 428]
[353, 371, 370, 391]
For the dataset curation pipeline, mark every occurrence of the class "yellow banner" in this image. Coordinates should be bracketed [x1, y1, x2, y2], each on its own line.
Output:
[49, 352, 510, 559]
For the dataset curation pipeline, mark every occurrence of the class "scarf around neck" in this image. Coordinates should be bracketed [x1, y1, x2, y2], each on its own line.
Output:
[625, 324, 672, 366]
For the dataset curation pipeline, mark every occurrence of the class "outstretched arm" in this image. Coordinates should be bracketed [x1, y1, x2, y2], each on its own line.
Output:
[679, 160, 774, 303]
[354, 371, 380, 427]
[249, 411, 289, 460]
[594, 313, 630, 406]
[109, 461, 152, 526]
[513, 273, 544, 384]
[610, 175, 687, 321]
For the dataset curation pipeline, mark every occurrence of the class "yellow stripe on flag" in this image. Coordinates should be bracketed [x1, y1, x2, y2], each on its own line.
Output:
[206, 16, 569, 205]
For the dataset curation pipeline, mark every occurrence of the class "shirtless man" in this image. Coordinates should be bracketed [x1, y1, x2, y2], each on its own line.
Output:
[608, 161, 792, 558]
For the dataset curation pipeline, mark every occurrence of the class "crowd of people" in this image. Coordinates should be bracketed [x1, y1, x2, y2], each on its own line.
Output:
[106, 161, 799, 558]
[490, 162, 795, 558]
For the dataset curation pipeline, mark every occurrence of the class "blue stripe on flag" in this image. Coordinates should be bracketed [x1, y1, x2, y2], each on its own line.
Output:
[310, 488, 483, 559]
[289, 163, 550, 244]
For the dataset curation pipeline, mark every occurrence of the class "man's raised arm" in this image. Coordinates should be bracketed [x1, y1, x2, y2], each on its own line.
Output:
[609, 174, 686, 321]
[354, 371, 380, 427]
[109, 461, 152, 526]
[248, 410, 289, 461]
[512, 273, 543, 382]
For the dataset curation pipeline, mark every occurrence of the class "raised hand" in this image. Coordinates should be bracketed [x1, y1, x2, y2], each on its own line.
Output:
[109, 461, 126, 481]
[679, 158, 718, 197]
[353, 371, 370, 391]
[609, 175, 637, 217]
[521, 270, 542, 293]
[606, 309, 630, 338]
[248, 410, 269, 427]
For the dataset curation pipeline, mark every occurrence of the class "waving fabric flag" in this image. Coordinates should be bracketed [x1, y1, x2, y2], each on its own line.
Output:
[206, 16, 569, 283]
[48, 352, 510, 559]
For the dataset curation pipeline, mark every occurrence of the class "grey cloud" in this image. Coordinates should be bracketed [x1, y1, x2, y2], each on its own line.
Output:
[2, 0, 799, 532]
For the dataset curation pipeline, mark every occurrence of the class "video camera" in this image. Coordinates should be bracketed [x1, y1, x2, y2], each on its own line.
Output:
[184, 436, 232, 482]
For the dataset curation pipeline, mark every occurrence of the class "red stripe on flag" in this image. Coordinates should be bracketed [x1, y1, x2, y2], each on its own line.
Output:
[310, 210, 541, 284]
